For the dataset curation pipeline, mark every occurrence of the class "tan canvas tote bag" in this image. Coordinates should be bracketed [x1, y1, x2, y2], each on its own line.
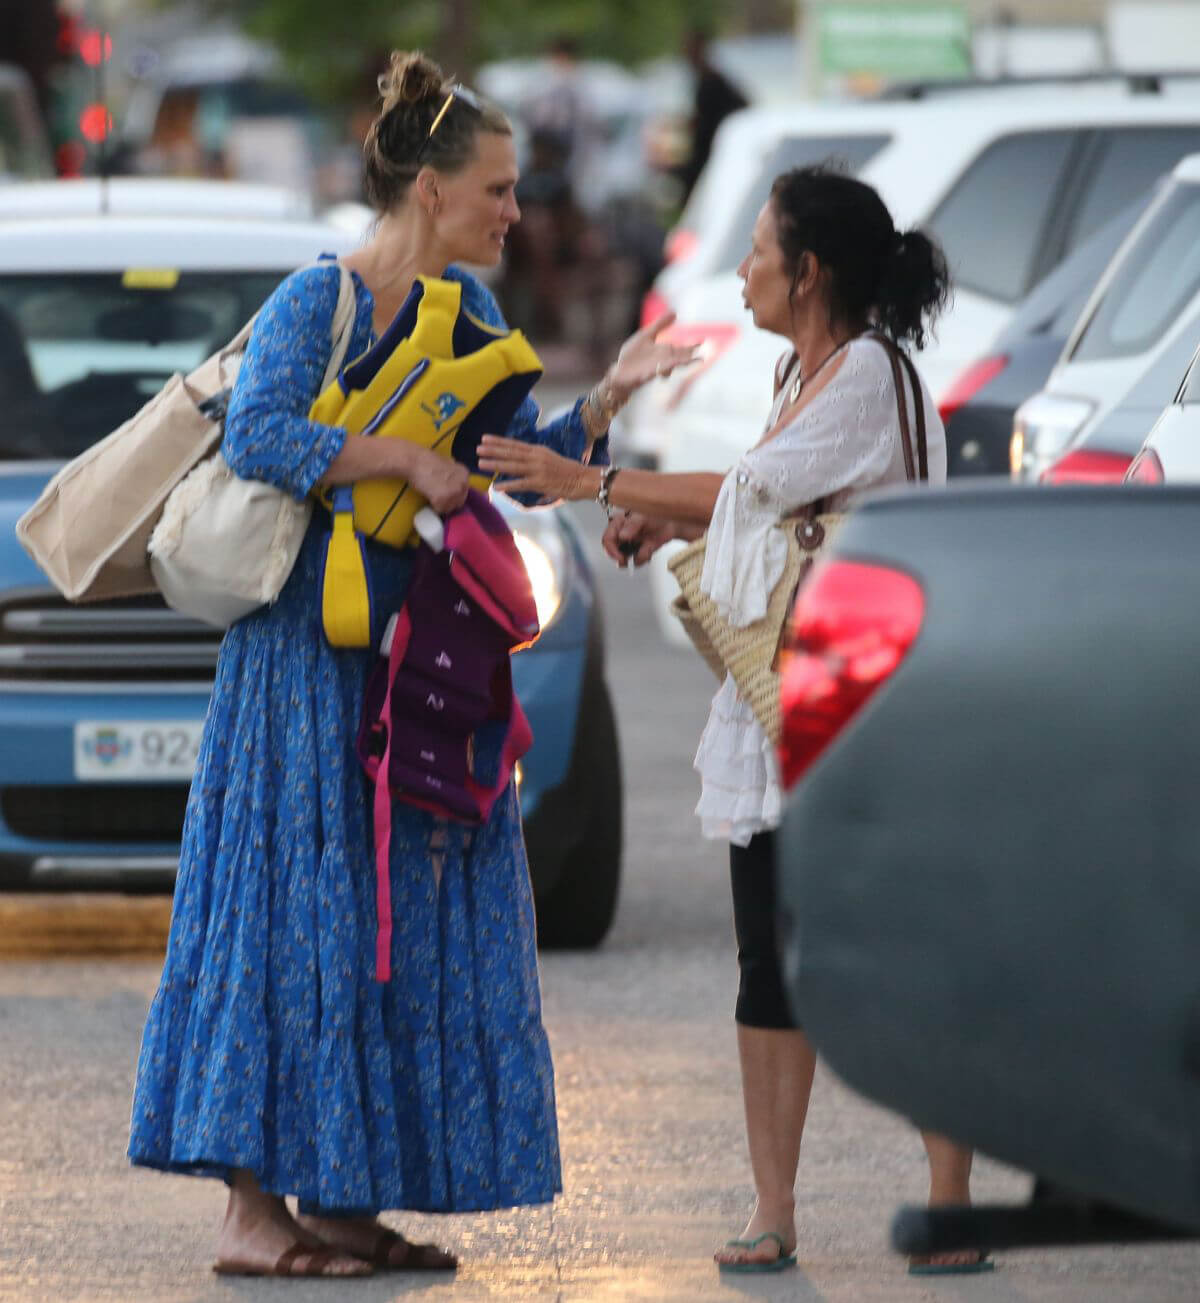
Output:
[15, 261, 351, 604]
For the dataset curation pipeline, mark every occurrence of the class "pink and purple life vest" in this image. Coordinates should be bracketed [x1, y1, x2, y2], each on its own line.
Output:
[357, 488, 539, 980]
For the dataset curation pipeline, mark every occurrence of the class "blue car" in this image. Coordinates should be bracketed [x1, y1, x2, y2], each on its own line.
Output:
[0, 202, 621, 948]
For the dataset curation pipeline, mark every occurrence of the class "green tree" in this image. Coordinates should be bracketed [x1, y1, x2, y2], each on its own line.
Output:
[177, 0, 763, 106]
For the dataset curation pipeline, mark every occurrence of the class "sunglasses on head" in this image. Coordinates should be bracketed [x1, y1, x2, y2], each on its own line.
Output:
[415, 83, 484, 164]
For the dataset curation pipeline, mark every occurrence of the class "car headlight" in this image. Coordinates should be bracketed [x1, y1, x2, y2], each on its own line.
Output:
[512, 525, 568, 631]
[1010, 393, 1096, 480]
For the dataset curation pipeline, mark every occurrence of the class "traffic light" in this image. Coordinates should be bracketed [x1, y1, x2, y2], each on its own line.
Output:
[51, 5, 113, 176]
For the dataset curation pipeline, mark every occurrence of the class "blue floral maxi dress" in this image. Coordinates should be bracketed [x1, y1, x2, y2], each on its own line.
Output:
[128, 261, 589, 1215]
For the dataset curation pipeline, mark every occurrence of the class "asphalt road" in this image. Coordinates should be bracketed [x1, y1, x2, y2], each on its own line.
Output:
[1, 499, 1199, 1301]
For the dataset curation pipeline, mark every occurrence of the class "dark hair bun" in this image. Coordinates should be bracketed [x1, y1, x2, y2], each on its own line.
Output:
[876, 228, 950, 350]
[377, 50, 445, 112]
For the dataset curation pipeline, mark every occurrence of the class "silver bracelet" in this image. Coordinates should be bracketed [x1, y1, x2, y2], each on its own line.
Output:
[596, 465, 622, 515]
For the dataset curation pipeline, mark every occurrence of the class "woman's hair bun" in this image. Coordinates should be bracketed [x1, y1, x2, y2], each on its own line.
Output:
[377, 50, 446, 112]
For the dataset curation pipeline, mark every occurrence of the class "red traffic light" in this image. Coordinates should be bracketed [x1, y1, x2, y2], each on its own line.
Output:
[78, 103, 113, 144]
[79, 30, 113, 68]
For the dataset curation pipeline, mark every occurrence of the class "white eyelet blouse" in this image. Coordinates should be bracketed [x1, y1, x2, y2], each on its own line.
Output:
[693, 335, 947, 847]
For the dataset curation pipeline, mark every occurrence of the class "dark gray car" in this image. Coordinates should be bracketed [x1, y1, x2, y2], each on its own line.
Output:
[775, 482, 1200, 1254]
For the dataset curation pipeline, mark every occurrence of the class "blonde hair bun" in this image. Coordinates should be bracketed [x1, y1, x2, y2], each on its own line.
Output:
[377, 50, 445, 111]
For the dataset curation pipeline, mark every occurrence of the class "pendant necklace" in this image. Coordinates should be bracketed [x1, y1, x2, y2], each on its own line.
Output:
[788, 339, 850, 406]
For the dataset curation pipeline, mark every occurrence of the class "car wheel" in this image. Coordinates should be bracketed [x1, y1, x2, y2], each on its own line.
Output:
[527, 672, 622, 950]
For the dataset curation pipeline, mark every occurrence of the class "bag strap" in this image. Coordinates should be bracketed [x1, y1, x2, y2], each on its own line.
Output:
[322, 263, 357, 390]
[897, 347, 928, 481]
[216, 261, 356, 392]
[871, 331, 928, 483]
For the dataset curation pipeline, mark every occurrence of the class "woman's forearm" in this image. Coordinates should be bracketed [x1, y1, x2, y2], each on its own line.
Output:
[317, 433, 430, 487]
[574, 465, 725, 525]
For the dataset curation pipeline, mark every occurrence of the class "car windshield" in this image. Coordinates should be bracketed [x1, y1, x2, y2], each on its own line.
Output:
[1071, 184, 1200, 364]
[711, 133, 891, 274]
[0, 270, 284, 459]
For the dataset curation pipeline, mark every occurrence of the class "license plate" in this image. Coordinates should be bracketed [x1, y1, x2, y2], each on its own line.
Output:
[74, 720, 203, 781]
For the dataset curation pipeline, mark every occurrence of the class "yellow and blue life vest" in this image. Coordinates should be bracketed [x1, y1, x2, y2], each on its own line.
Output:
[310, 276, 542, 648]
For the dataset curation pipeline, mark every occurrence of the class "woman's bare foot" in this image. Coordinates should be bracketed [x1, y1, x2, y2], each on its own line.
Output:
[296, 1212, 458, 1270]
[214, 1171, 371, 1278]
[713, 1200, 796, 1268]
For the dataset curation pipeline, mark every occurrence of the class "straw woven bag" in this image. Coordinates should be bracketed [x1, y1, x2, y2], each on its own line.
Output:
[668, 508, 842, 744]
[668, 332, 928, 745]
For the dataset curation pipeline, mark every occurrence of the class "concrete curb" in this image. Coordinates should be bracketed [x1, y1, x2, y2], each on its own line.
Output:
[0, 893, 171, 957]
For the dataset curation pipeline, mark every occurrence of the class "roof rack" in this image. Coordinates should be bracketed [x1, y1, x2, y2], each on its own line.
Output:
[880, 70, 1200, 100]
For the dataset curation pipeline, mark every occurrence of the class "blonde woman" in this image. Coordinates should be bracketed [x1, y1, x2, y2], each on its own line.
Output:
[128, 51, 691, 1279]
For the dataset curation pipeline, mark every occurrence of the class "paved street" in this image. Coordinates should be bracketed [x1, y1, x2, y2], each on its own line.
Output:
[2, 500, 1199, 1301]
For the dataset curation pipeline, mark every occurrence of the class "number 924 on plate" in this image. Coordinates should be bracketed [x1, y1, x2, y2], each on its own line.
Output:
[74, 720, 203, 781]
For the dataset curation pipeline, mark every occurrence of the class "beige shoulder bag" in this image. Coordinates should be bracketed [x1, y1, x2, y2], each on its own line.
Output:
[16, 262, 355, 612]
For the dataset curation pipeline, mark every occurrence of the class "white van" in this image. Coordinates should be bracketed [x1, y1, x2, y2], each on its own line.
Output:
[623, 83, 1200, 459]
[632, 85, 1200, 641]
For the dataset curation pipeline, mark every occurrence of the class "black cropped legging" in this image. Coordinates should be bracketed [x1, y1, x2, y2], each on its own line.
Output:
[730, 829, 799, 1029]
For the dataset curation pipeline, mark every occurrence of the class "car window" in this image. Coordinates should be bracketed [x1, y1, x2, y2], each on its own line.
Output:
[0, 271, 283, 460]
[1071, 185, 1200, 363]
[1066, 127, 1200, 251]
[996, 193, 1154, 346]
[926, 131, 1075, 303]
[712, 133, 891, 273]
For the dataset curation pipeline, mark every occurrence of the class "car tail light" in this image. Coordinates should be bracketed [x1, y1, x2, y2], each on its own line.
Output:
[936, 354, 1009, 425]
[1040, 448, 1133, 484]
[663, 228, 698, 264]
[1125, 448, 1164, 484]
[639, 288, 671, 329]
[778, 562, 925, 791]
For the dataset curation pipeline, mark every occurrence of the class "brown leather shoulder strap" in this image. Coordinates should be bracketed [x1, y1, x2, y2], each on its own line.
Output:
[896, 347, 929, 481]
[869, 331, 928, 483]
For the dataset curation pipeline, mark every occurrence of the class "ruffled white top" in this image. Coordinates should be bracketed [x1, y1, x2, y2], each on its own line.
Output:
[693, 335, 947, 846]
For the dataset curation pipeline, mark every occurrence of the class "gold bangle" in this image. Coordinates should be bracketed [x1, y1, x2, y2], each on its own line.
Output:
[585, 373, 622, 433]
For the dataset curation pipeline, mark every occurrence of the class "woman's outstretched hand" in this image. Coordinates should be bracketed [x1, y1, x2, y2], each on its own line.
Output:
[477, 437, 588, 501]
[602, 512, 680, 568]
[607, 312, 699, 399]
[409, 446, 471, 514]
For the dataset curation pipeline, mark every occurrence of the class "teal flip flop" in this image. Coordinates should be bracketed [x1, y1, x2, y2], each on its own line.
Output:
[717, 1231, 797, 1274]
[908, 1250, 994, 1276]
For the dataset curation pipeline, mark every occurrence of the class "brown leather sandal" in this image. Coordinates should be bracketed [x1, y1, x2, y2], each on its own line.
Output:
[213, 1241, 374, 1277]
[367, 1227, 458, 1270]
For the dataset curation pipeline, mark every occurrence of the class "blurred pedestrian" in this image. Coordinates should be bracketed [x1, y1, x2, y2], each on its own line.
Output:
[127, 48, 694, 1280]
[477, 164, 993, 1277]
[521, 37, 598, 205]
[504, 126, 588, 338]
[678, 27, 748, 204]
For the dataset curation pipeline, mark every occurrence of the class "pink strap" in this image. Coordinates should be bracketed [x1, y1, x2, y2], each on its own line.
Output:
[371, 610, 413, 982]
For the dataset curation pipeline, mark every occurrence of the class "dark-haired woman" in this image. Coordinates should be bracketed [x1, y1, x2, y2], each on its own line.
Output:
[479, 164, 991, 1276]
[126, 51, 693, 1279]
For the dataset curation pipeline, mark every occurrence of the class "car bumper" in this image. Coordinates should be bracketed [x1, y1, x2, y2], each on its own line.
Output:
[0, 594, 593, 887]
